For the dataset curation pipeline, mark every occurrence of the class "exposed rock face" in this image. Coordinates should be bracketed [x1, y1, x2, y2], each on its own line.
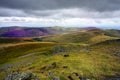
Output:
[4, 71, 39, 80]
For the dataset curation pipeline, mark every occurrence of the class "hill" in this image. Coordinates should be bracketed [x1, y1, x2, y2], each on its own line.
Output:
[0, 37, 34, 44]
[105, 29, 120, 37]
[0, 26, 80, 38]
[0, 27, 120, 80]
[91, 39, 120, 56]
[80, 27, 100, 31]
[0, 39, 120, 80]
[0, 42, 56, 64]
[42, 29, 118, 44]
[0, 26, 52, 37]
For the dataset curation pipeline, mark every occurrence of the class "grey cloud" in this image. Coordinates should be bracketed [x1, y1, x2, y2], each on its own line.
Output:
[0, 0, 120, 11]
[27, 9, 120, 18]
[24, 10, 57, 17]
[1, 7, 120, 18]
[0, 8, 28, 17]
[0, 0, 120, 18]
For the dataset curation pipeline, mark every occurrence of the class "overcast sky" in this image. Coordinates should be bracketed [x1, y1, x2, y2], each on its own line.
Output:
[0, 0, 120, 29]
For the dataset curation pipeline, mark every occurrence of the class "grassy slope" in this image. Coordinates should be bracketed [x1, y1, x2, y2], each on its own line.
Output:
[105, 29, 120, 37]
[0, 40, 120, 80]
[91, 39, 120, 55]
[0, 37, 34, 44]
[0, 42, 56, 64]
[42, 32, 95, 43]
[42, 30, 117, 44]
[21, 39, 119, 80]
[0, 30, 120, 80]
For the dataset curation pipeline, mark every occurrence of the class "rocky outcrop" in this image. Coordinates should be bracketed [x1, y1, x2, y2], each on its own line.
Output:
[4, 71, 39, 80]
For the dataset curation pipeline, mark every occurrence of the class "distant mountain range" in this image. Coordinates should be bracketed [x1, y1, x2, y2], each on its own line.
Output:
[0, 26, 119, 38]
[0, 26, 72, 37]
[80, 27, 100, 30]
[0, 26, 52, 37]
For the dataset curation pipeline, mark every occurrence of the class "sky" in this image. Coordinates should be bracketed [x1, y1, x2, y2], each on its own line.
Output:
[0, 0, 120, 29]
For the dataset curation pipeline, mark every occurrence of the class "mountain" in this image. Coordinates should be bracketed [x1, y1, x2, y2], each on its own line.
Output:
[0, 26, 80, 37]
[0, 26, 101, 38]
[80, 27, 100, 31]
[0, 26, 52, 37]
[42, 29, 118, 44]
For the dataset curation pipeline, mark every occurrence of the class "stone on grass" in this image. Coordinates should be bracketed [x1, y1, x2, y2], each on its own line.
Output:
[4, 71, 39, 80]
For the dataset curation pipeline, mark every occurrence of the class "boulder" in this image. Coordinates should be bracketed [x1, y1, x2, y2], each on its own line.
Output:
[4, 71, 39, 80]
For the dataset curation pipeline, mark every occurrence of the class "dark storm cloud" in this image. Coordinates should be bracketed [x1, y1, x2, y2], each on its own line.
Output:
[0, 0, 120, 18]
[0, 0, 120, 11]
[0, 8, 28, 17]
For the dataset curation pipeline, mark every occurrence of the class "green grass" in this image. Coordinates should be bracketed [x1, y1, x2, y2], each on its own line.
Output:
[0, 37, 34, 44]
[21, 48, 120, 80]
[41, 30, 117, 45]
[0, 40, 120, 80]
[0, 30, 120, 80]
[105, 29, 120, 37]
[0, 42, 56, 64]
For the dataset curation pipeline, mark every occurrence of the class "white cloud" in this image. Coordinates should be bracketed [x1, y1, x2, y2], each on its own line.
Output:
[0, 17, 120, 28]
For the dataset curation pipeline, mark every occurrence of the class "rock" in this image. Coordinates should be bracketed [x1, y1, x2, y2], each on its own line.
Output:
[53, 76, 60, 80]
[51, 62, 57, 68]
[78, 76, 83, 80]
[40, 66, 47, 70]
[63, 54, 69, 57]
[78, 76, 89, 80]
[68, 75, 73, 80]
[20, 72, 32, 80]
[73, 72, 79, 76]
[104, 75, 120, 80]
[4, 71, 39, 80]
[48, 71, 53, 76]
[4, 72, 20, 80]
[63, 66, 68, 68]
[47, 62, 57, 69]
[114, 51, 120, 56]
[40, 62, 57, 72]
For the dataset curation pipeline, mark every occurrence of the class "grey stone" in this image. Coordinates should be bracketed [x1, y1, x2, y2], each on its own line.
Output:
[53, 76, 60, 80]
[4, 72, 39, 80]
